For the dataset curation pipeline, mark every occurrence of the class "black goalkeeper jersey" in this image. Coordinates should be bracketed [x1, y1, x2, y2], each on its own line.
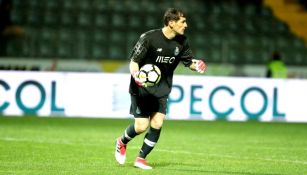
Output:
[129, 29, 194, 98]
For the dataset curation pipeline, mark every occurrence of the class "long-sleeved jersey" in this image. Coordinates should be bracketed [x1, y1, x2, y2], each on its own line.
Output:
[129, 29, 194, 98]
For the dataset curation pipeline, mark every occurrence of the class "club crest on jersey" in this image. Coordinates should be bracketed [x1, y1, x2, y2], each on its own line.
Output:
[174, 47, 179, 56]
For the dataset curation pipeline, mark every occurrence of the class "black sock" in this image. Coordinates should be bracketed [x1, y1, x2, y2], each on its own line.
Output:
[139, 127, 161, 158]
[121, 124, 138, 144]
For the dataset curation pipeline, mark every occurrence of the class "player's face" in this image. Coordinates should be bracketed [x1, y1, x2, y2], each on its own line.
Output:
[171, 17, 187, 35]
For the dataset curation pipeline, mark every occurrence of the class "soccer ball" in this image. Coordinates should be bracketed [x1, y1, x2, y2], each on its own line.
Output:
[139, 64, 161, 87]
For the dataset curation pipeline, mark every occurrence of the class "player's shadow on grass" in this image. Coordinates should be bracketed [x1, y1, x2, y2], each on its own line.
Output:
[153, 162, 284, 175]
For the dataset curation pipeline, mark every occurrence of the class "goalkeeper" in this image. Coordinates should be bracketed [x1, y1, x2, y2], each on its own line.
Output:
[115, 7, 207, 170]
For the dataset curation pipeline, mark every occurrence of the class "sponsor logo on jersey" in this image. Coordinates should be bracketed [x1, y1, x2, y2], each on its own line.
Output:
[156, 56, 175, 64]
[174, 47, 179, 56]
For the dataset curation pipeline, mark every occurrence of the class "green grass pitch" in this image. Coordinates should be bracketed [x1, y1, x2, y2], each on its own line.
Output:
[0, 117, 306, 175]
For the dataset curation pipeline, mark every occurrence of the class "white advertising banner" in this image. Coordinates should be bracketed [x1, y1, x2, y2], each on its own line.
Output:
[0, 71, 307, 122]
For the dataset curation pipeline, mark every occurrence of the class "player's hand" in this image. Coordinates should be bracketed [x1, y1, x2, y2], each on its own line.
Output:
[132, 71, 147, 87]
[195, 59, 206, 73]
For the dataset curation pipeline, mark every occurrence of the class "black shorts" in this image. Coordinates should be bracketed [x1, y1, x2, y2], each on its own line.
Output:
[130, 94, 168, 118]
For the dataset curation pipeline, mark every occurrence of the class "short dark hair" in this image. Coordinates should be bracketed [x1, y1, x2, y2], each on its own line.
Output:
[163, 8, 186, 26]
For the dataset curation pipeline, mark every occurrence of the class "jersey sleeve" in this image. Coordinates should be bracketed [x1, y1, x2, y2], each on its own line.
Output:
[180, 39, 194, 67]
[129, 34, 149, 63]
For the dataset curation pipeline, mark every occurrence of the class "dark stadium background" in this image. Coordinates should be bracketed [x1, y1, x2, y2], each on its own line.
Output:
[1, 0, 307, 75]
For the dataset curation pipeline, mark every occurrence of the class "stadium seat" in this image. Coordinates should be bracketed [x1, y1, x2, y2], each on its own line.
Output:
[26, 9, 42, 27]
[45, 0, 59, 11]
[77, 11, 93, 28]
[92, 43, 108, 59]
[127, 15, 142, 30]
[94, 14, 109, 28]
[141, 0, 159, 14]
[228, 50, 241, 64]
[208, 49, 223, 63]
[60, 11, 77, 28]
[145, 15, 159, 28]
[36, 40, 53, 58]
[58, 29, 73, 43]
[75, 42, 92, 59]
[6, 38, 28, 57]
[292, 38, 306, 50]
[111, 13, 126, 28]
[110, 30, 126, 44]
[241, 34, 258, 48]
[43, 10, 60, 27]
[63, 0, 74, 10]
[190, 15, 206, 32]
[57, 41, 73, 58]
[93, 31, 108, 44]
[92, 0, 108, 12]
[208, 34, 223, 49]
[275, 37, 289, 50]
[224, 33, 240, 47]
[111, 1, 126, 13]
[76, 1, 92, 11]
[125, 0, 142, 13]
[284, 50, 306, 66]
[109, 45, 126, 59]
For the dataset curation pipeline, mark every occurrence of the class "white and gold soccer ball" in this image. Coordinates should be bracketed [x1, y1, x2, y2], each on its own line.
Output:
[139, 64, 161, 87]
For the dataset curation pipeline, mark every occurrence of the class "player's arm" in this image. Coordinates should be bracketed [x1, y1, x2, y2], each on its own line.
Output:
[129, 34, 149, 86]
[181, 39, 207, 73]
[130, 60, 141, 81]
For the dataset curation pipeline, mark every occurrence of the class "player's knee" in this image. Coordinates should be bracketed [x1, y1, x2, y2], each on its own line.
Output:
[150, 113, 165, 129]
[134, 119, 149, 133]
[134, 124, 148, 133]
[150, 118, 164, 129]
